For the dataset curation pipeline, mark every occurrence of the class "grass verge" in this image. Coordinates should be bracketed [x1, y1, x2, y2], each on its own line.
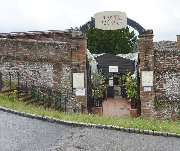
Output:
[0, 94, 180, 134]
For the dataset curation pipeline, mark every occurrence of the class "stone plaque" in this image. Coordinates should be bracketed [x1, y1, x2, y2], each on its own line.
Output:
[109, 66, 118, 73]
[94, 11, 127, 30]
[73, 73, 84, 88]
[142, 71, 153, 86]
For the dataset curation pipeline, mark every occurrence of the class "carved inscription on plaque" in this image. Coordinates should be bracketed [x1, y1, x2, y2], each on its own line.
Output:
[95, 11, 127, 30]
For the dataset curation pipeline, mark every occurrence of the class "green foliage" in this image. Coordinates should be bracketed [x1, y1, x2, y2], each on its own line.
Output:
[123, 72, 137, 98]
[87, 27, 138, 54]
[91, 71, 106, 99]
[0, 94, 180, 134]
[8, 90, 18, 102]
[2, 80, 17, 90]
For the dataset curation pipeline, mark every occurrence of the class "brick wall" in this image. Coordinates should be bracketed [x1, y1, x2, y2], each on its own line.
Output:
[154, 43, 180, 118]
[0, 30, 87, 112]
[138, 31, 180, 119]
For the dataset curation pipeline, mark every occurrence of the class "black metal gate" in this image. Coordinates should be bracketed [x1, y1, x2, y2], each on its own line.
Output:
[86, 56, 93, 112]
[86, 53, 141, 115]
[86, 56, 103, 113]
[136, 53, 141, 116]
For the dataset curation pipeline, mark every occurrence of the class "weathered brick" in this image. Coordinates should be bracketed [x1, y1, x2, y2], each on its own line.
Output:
[0, 30, 88, 113]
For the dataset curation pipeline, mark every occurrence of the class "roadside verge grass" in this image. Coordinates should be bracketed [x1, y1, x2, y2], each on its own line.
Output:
[0, 94, 180, 134]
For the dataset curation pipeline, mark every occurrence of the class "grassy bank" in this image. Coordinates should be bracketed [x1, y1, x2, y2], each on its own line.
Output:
[0, 94, 180, 134]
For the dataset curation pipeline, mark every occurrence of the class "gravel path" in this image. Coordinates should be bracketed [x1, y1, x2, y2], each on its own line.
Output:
[0, 110, 179, 151]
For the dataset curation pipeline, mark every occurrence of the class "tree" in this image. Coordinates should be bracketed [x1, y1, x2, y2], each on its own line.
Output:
[87, 27, 137, 54]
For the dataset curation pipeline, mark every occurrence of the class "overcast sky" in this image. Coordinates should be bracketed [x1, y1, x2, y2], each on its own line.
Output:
[0, 0, 180, 41]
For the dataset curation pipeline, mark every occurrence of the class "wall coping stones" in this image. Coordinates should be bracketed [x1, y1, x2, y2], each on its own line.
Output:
[0, 30, 85, 40]
[0, 106, 179, 138]
[0, 38, 68, 45]
[154, 41, 180, 52]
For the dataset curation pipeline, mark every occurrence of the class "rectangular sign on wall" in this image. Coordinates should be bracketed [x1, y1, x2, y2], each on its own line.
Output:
[142, 71, 153, 86]
[75, 88, 85, 96]
[73, 73, 84, 88]
[109, 79, 114, 86]
[109, 66, 118, 73]
[94, 11, 127, 30]
[144, 87, 152, 92]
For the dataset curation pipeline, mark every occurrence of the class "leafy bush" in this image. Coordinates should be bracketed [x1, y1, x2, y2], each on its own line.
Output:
[8, 90, 18, 102]
[123, 72, 137, 98]
[91, 71, 106, 100]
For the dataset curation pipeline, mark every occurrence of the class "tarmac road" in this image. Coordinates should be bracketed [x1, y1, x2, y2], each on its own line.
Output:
[0, 110, 179, 151]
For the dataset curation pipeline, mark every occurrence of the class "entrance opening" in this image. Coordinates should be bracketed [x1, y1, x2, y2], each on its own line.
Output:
[94, 53, 134, 100]
[107, 74, 121, 98]
[114, 74, 122, 98]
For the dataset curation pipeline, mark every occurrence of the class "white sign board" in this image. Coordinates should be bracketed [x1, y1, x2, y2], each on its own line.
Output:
[142, 71, 153, 86]
[73, 73, 84, 88]
[144, 87, 152, 92]
[94, 11, 127, 30]
[109, 66, 118, 73]
[75, 88, 85, 96]
[109, 79, 113, 86]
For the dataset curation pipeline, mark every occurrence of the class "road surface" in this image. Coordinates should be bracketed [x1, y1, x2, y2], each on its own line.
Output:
[0, 110, 179, 151]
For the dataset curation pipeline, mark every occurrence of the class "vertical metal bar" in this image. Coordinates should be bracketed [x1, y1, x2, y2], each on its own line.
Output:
[54, 97, 57, 110]
[32, 80, 35, 98]
[25, 81, 28, 95]
[9, 72, 12, 90]
[48, 88, 52, 107]
[64, 95, 67, 112]
[48, 88, 50, 100]
[54, 92, 57, 110]
[81, 103, 83, 113]
[0, 72, 2, 93]
[59, 93, 62, 111]
[93, 89, 95, 107]
[37, 88, 40, 101]
[43, 93, 45, 107]
[17, 72, 20, 98]
[137, 53, 141, 116]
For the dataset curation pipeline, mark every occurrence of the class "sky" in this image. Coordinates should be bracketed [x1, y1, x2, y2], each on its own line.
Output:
[0, 0, 180, 42]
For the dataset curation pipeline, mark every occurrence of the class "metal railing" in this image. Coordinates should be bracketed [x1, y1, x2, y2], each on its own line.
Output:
[0, 71, 70, 112]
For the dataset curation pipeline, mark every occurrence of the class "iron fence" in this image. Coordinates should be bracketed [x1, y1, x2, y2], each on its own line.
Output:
[0, 71, 70, 112]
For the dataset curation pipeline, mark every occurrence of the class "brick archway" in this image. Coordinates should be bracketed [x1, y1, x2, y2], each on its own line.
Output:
[80, 15, 154, 117]
[80, 17, 145, 35]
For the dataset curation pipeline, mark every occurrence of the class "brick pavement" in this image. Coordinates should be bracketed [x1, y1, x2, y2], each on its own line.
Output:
[102, 97, 131, 116]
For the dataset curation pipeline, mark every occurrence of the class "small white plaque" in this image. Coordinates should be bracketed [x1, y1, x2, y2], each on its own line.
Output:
[144, 87, 152, 92]
[109, 79, 113, 86]
[73, 73, 84, 88]
[75, 88, 85, 96]
[94, 11, 127, 30]
[109, 66, 118, 73]
[142, 71, 153, 86]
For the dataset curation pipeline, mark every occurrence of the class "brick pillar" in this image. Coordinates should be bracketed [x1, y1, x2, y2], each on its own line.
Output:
[138, 30, 155, 117]
[71, 32, 88, 112]
[176, 35, 180, 49]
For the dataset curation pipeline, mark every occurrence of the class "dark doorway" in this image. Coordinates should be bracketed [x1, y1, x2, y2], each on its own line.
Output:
[94, 53, 135, 99]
